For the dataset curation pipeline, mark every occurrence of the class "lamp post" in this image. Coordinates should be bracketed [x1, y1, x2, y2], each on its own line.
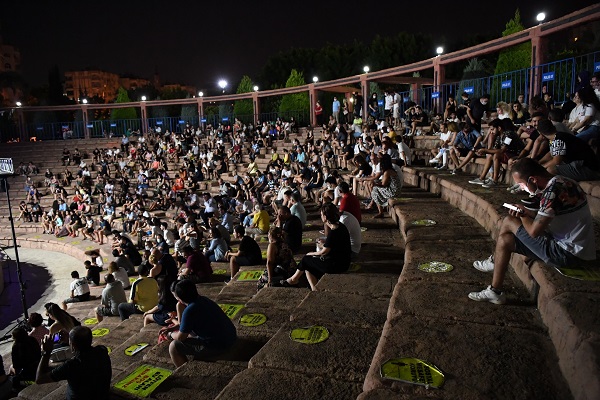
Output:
[15, 102, 22, 107]
[82, 98, 88, 104]
[436, 46, 444, 56]
[313, 76, 319, 83]
[218, 80, 228, 94]
[198, 91, 204, 97]
[536, 12, 546, 24]
[141, 96, 147, 101]
[363, 66, 370, 73]
[253, 85, 259, 92]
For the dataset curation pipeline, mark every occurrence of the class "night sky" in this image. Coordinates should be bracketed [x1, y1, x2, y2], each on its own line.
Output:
[1, 0, 597, 91]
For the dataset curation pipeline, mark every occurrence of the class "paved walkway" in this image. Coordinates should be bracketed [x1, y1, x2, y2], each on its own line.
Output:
[0, 247, 81, 357]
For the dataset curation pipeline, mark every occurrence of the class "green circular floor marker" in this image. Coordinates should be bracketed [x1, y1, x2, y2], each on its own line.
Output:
[84, 318, 98, 325]
[290, 325, 329, 344]
[302, 238, 312, 243]
[380, 357, 445, 389]
[239, 313, 267, 327]
[213, 268, 228, 275]
[418, 261, 454, 273]
[411, 219, 437, 226]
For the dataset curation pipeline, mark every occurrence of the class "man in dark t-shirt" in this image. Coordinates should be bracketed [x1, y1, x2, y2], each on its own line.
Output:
[538, 119, 600, 181]
[167, 280, 236, 367]
[276, 206, 303, 253]
[36, 326, 111, 400]
[226, 225, 263, 281]
[467, 94, 490, 134]
[181, 246, 212, 282]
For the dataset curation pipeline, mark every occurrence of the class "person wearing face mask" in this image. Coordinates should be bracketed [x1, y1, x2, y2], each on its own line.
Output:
[467, 94, 490, 135]
[468, 158, 596, 304]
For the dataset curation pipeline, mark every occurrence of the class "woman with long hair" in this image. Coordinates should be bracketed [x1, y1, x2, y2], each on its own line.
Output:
[282, 203, 351, 291]
[258, 226, 295, 289]
[142, 276, 177, 327]
[370, 154, 403, 218]
[44, 302, 80, 346]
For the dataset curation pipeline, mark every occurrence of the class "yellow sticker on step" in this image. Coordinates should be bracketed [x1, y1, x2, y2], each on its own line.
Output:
[411, 219, 437, 226]
[302, 238, 312, 243]
[92, 328, 110, 337]
[348, 263, 361, 272]
[218, 304, 245, 319]
[71, 241, 80, 245]
[239, 313, 267, 327]
[237, 270, 262, 281]
[290, 325, 329, 344]
[113, 364, 172, 398]
[213, 268, 228, 275]
[261, 250, 267, 259]
[85, 246, 95, 250]
[84, 318, 98, 325]
[125, 343, 149, 356]
[380, 357, 445, 389]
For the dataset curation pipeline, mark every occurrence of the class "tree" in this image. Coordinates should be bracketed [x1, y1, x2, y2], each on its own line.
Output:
[110, 87, 137, 120]
[494, 10, 531, 75]
[459, 58, 494, 98]
[279, 70, 309, 124]
[233, 75, 254, 122]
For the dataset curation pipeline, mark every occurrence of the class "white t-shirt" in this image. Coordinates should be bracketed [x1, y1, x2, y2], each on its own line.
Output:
[398, 142, 412, 166]
[112, 267, 130, 289]
[70, 278, 90, 296]
[385, 94, 393, 110]
[340, 211, 361, 254]
[579, 104, 600, 130]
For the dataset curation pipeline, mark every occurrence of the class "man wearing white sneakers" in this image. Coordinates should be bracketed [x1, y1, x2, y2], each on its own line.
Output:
[469, 158, 596, 304]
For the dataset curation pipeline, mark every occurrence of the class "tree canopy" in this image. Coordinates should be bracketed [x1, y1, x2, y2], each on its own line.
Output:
[110, 87, 137, 120]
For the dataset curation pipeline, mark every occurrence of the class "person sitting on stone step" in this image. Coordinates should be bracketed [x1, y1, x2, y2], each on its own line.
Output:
[469, 158, 596, 304]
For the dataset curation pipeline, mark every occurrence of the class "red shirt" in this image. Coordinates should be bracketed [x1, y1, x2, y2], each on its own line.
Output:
[187, 251, 213, 279]
[339, 193, 361, 224]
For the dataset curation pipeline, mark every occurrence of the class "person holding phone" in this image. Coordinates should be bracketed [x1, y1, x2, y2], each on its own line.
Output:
[468, 158, 596, 304]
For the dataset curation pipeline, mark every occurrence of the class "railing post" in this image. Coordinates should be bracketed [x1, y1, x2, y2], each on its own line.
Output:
[252, 92, 260, 126]
[434, 58, 445, 115]
[82, 105, 90, 139]
[360, 75, 369, 121]
[309, 83, 317, 126]
[16, 109, 26, 142]
[140, 102, 148, 135]
[531, 28, 548, 99]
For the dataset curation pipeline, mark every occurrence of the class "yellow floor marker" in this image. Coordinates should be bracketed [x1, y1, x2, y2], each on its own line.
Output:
[380, 357, 445, 389]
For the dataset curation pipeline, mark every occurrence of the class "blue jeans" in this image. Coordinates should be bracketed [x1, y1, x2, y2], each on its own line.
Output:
[576, 125, 600, 143]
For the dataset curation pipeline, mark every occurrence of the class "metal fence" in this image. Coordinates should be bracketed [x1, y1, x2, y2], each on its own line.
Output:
[4, 50, 599, 141]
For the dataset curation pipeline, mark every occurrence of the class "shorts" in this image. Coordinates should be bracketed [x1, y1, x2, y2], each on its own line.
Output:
[64, 292, 90, 304]
[235, 255, 262, 266]
[96, 305, 117, 317]
[173, 338, 229, 360]
[457, 147, 470, 157]
[514, 225, 580, 268]
[501, 151, 518, 164]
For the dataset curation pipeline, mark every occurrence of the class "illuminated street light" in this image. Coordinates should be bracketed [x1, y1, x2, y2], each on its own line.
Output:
[198, 91, 204, 97]
[141, 96, 147, 101]
[436, 46, 444, 55]
[15, 101, 22, 107]
[218, 80, 228, 93]
[363, 66, 370, 73]
[312, 76, 319, 83]
[536, 12, 546, 23]
[82, 99, 88, 104]
[253, 85, 259, 92]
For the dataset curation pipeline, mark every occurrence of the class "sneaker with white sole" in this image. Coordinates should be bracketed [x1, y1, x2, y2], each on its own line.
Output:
[429, 158, 440, 164]
[473, 255, 494, 272]
[468, 285, 506, 304]
[507, 183, 520, 192]
[468, 177, 486, 185]
[482, 179, 499, 188]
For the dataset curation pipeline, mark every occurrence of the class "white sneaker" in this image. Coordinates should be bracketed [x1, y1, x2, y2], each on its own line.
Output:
[468, 177, 486, 185]
[429, 158, 440, 164]
[507, 183, 520, 192]
[473, 255, 494, 272]
[468, 285, 506, 304]
[482, 179, 498, 188]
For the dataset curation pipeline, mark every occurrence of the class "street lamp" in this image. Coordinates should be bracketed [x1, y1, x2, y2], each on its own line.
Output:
[312, 76, 319, 83]
[436, 46, 444, 56]
[253, 85, 259, 92]
[15, 101, 22, 107]
[198, 91, 204, 97]
[82, 99, 88, 104]
[363, 66, 370, 73]
[141, 96, 147, 101]
[218, 79, 228, 93]
[536, 12, 546, 23]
